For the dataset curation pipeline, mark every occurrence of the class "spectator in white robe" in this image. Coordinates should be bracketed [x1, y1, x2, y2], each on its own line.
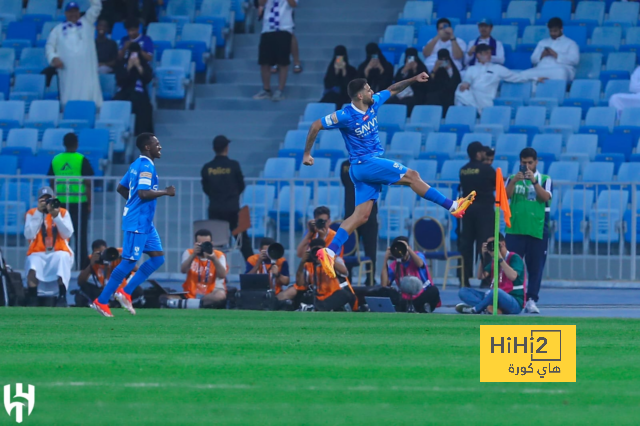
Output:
[46, 0, 103, 108]
[25, 187, 75, 308]
[423, 18, 467, 72]
[455, 44, 545, 112]
[609, 67, 640, 119]
[465, 19, 505, 66]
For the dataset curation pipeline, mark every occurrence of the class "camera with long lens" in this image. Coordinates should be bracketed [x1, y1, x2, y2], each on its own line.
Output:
[99, 247, 120, 264]
[200, 241, 214, 255]
[314, 218, 327, 230]
[487, 241, 495, 252]
[46, 198, 61, 209]
[390, 240, 408, 260]
[263, 242, 284, 264]
[307, 247, 321, 265]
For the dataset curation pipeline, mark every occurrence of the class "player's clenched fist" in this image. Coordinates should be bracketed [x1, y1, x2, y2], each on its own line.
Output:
[302, 153, 314, 166]
[414, 72, 429, 83]
[165, 186, 176, 196]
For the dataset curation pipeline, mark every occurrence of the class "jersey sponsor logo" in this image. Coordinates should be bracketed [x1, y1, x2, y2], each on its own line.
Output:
[139, 178, 152, 186]
[140, 172, 152, 179]
[330, 112, 338, 124]
[363, 114, 369, 121]
[354, 116, 378, 136]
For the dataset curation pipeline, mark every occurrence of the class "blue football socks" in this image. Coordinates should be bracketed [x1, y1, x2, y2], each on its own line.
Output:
[327, 228, 349, 254]
[424, 187, 453, 210]
[123, 256, 165, 295]
[97, 260, 137, 305]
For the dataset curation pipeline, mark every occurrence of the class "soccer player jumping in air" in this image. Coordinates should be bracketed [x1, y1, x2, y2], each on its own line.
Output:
[302, 72, 476, 278]
[93, 133, 175, 317]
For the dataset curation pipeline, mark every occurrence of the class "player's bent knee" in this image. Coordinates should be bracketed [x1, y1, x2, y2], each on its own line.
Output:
[405, 168, 420, 182]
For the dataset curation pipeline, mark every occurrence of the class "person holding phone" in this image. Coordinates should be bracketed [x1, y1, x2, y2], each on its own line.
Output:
[114, 41, 154, 135]
[387, 47, 429, 116]
[320, 45, 357, 109]
[424, 48, 461, 116]
[356, 43, 393, 93]
[504, 148, 553, 314]
[422, 18, 466, 71]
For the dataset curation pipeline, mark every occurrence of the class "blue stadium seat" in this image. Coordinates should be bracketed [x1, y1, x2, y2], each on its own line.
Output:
[600, 52, 636, 89]
[563, 80, 601, 117]
[318, 131, 347, 155]
[617, 162, 640, 185]
[454, 25, 480, 45]
[572, 1, 605, 36]
[379, 25, 415, 64]
[399, 1, 433, 27]
[299, 103, 335, 129]
[298, 157, 331, 181]
[268, 186, 311, 231]
[99, 73, 116, 101]
[230, 0, 246, 24]
[494, 81, 532, 112]
[491, 25, 518, 52]
[421, 132, 456, 168]
[59, 100, 96, 129]
[15, 47, 46, 74]
[111, 22, 128, 43]
[555, 189, 594, 243]
[561, 135, 598, 168]
[621, 27, 640, 53]
[155, 49, 194, 103]
[605, 1, 639, 29]
[544, 107, 582, 141]
[95, 100, 132, 153]
[178, 23, 214, 72]
[581, 162, 615, 194]
[0, 154, 18, 174]
[504, 51, 532, 70]
[10, 74, 45, 111]
[502, 1, 536, 37]
[45, 75, 58, 100]
[575, 52, 603, 80]
[599, 133, 634, 160]
[388, 131, 422, 158]
[440, 159, 467, 180]
[261, 158, 296, 188]
[379, 186, 416, 239]
[20, 153, 53, 175]
[473, 106, 511, 139]
[160, 0, 196, 32]
[196, 0, 232, 48]
[518, 25, 547, 52]
[378, 104, 407, 136]
[579, 106, 616, 138]
[590, 189, 628, 243]
[613, 107, 640, 141]
[146, 23, 177, 61]
[37, 21, 57, 47]
[459, 133, 492, 159]
[41, 128, 73, 155]
[495, 134, 527, 167]
[624, 190, 640, 242]
[3, 22, 37, 57]
[0, 48, 15, 75]
[563, 25, 588, 50]
[508, 106, 545, 143]
[435, 0, 467, 24]
[0, 0, 22, 23]
[585, 26, 622, 58]
[537, 1, 571, 25]
[601, 79, 630, 106]
[22, 0, 55, 32]
[439, 106, 476, 141]
[528, 79, 566, 114]
[306, 186, 344, 220]
[78, 128, 110, 159]
[548, 161, 579, 183]
[0, 182, 33, 206]
[2, 128, 38, 166]
[278, 148, 303, 168]
[0, 101, 25, 136]
[408, 159, 438, 182]
[242, 184, 275, 239]
[468, 0, 502, 24]
[406, 105, 442, 135]
[283, 130, 308, 151]
[595, 153, 625, 174]
[531, 134, 562, 162]
[415, 25, 438, 49]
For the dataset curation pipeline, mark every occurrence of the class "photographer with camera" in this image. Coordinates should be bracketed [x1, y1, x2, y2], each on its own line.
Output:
[380, 236, 440, 313]
[456, 234, 525, 315]
[296, 206, 342, 259]
[24, 187, 74, 307]
[76, 239, 139, 308]
[294, 238, 355, 312]
[246, 237, 290, 294]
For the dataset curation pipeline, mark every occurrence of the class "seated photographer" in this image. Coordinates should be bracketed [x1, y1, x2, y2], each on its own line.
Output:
[76, 239, 140, 308]
[456, 234, 524, 315]
[24, 187, 74, 307]
[294, 238, 355, 312]
[246, 237, 290, 297]
[380, 236, 440, 313]
[296, 206, 342, 259]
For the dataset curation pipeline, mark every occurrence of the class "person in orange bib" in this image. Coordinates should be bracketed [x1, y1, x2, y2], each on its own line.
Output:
[24, 187, 74, 307]
[295, 206, 343, 259]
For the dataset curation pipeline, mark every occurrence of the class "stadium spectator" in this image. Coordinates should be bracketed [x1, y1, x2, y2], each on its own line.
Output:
[455, 44, 544, 112]
[246, 237, 290, 297]
[505, 147, 552, 314]
[96, 19, 118, 74]
[253, 0, 298, 101]
[295, 238, 355, 312]
[425, 48, 461, 116]
[118, 17, 154, 61]
[201, 136, 253, 261]
[484, 146, 495, 166]
[76, 239, 140, 308]
[114, 41, 154, 135]
[380, 236, 440, 313]
[456, 234, 524, 315]
[387, 47, 430, 116]
[46, 0, 103, 107]
[296, 206, 341, 258]
[423, 18, 467, 71]
[518, 17, 580, 81]
[466, 19, 505, 66]
[356, 43, 394, 93]
[609, 66, 640, 119]
[48, 133, 94, 269]
[319, 45, 357, 110]
[458, 142, 496, 287]
[24, 187, 74, 308]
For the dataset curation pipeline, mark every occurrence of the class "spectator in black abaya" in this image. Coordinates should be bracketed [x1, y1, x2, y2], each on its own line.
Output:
[319, 45, 358, 110]
[114, 42, 154, 135]
[425, 48, 461, 117]
[357, 43, 393, 93]
[387, 47, 429, 116]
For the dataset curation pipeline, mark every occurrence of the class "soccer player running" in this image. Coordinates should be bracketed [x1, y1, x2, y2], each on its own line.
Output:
[92, 133, 175, 317]
[302, 73, 476, 278]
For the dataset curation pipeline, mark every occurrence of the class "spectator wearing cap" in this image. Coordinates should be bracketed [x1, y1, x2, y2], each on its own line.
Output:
[48, 133, 94, 269]
[455, 44, 544, 112]
[458, 142, 496, 287]
[118, 17, 154, 62]
[465, 19, 505, 66]
[24, 187, 75, 307]
[46, 0, 103, 107]
[201, 136, 253, 260]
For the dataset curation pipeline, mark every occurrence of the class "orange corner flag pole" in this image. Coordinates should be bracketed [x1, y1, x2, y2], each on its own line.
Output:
[493, 168, 511, 315]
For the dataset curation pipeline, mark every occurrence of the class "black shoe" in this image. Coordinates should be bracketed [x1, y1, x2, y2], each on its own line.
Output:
[56, 296, 68, 308]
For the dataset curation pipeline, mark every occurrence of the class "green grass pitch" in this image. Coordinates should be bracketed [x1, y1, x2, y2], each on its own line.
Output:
[1, 308, 640, 425]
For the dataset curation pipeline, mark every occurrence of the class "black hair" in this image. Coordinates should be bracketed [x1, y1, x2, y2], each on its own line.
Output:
[484, 146, 495, 156]
[91, 239, 107, 251]
[436, 18, 451, 28]
[136, 133, 155, 152]
[313, 206, 330, 219]
[475, 44, 492, 54]
[520, 147, 537, 161]
[437, 48, 452, 60]
[467, 141, 484, 160]
[310, 238, 326, 249]
[125, 17, 140, 30]
[347, 78, 368, 99]
[63, 132, 77, 148]
[547, 17, 563, 29]
[392, 236, 409, 245]
[194, 229, 212, 240]
[260, 237, 275, 248]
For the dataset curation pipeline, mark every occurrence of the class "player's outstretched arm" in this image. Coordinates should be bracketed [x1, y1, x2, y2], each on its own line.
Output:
[387, 72, 429, 97]
[139, 186, 176, 200]
[302, 119, 323, 166]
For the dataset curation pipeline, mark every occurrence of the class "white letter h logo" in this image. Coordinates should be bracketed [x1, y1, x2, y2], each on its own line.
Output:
[4, 384, 35, 423]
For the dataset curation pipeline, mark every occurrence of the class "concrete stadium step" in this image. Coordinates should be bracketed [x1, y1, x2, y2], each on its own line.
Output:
[294, 21, 390, 34]
[215, 70, 326, 85]
[294, 7, 400, 21]
[195, 83, 323, 99]
[234, 45, 357, 60]
[214, 58, 335, 73]
[294, 34, 379, 49]
[194, 97, 315, 112]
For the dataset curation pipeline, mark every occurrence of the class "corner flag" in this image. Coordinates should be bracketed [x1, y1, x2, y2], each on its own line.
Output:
[493, 168, 511, 315]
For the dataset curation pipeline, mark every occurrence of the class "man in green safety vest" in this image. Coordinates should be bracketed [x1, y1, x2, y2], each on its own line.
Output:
[48, 133, 95, 269]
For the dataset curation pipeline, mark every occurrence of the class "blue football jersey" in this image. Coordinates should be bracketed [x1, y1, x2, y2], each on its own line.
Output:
[120, 156, 158, 233]
[320, 90, 391, 163]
